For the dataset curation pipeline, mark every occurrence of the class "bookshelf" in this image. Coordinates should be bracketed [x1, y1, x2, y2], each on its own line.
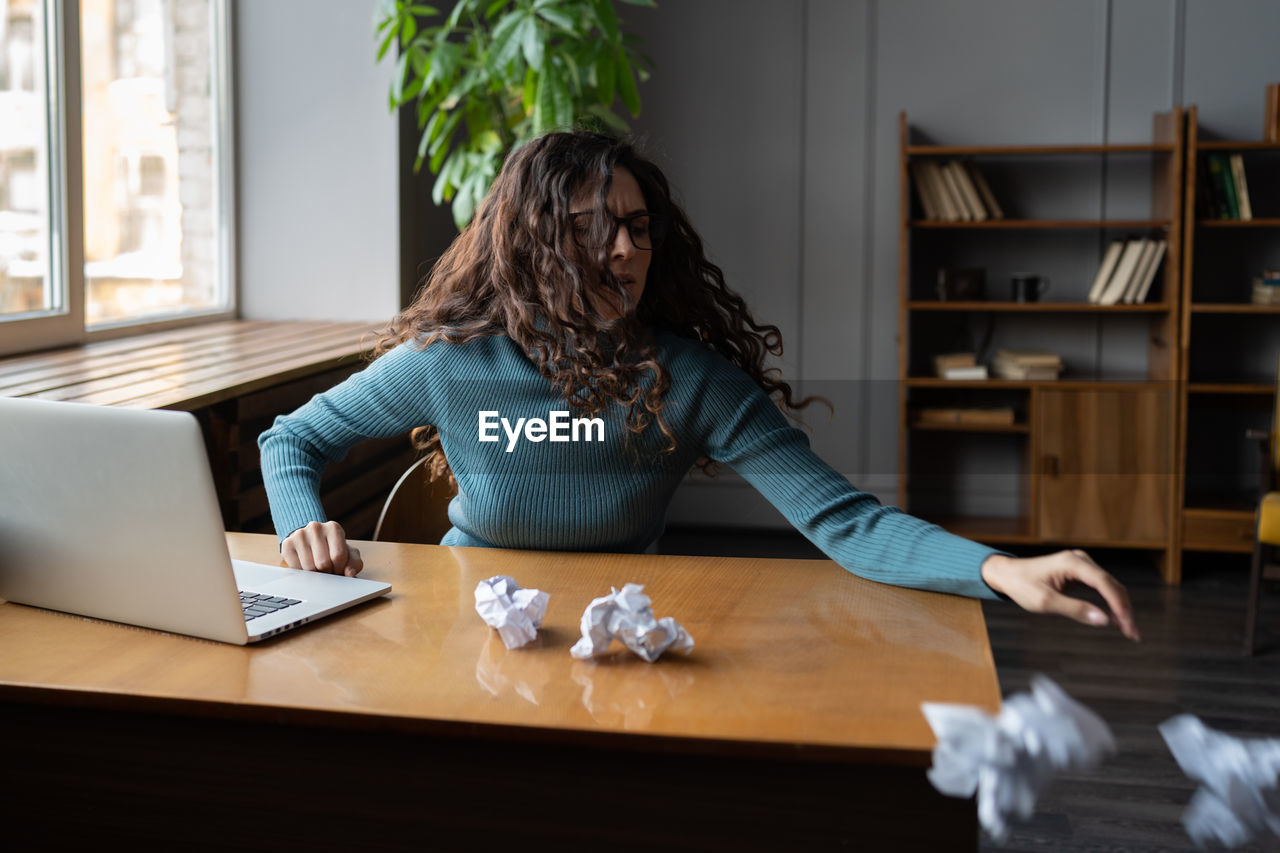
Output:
[1175, 106, 1280, 573]
[897, 110, 1184, 582]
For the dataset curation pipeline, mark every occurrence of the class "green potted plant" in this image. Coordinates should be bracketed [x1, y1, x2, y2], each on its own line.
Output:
[376, 0, 655, 228]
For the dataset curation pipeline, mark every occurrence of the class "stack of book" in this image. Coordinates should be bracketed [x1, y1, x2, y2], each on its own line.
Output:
[992, 349, 1063, 380]
[1199, 153, 1253, 221]
[910, 159, 1004, 222]
[1086, 237, 1168, 305]
[1253, 270, 1280, 306]
[934, 352, 987, 380]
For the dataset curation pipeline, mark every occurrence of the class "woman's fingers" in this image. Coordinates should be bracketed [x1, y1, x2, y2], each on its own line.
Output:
[1060, 550, 1139, 641]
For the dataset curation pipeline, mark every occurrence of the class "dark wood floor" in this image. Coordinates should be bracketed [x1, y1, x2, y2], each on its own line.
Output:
[657, 528, 1280, 852]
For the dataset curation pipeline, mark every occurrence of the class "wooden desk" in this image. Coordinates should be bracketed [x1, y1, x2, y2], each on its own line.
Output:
[0, 321, 417, 537]
[0, 534, 1001, 850]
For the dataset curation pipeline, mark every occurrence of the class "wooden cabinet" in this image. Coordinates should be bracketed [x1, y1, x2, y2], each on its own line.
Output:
[897, 111, 1184, 580]
[1036, 388, 1170, 544]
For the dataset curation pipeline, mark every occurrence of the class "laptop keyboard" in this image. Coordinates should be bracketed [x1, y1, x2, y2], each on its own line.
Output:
[239, 591, 302, 621]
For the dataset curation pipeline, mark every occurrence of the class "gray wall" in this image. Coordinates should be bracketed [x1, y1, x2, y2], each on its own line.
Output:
[628, 0, 1280, 529]
[235, 0, 400, 321]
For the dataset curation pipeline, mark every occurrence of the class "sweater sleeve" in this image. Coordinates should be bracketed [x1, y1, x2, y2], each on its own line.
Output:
[258, 342, 440, 542]
[698, 363, 1004, 600]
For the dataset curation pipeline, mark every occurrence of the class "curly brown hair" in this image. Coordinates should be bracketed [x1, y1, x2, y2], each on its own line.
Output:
[374, 130, 818, 481]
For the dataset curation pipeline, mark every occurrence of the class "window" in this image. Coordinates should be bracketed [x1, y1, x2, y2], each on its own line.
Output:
[0, 0, 233, 356]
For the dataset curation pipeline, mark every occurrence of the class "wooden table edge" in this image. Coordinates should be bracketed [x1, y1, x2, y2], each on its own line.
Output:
[0, 681, 939, 767]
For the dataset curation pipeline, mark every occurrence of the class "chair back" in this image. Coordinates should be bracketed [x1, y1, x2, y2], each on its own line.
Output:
[372, 458, 457, 545]
[1273, 351, 1280, 476]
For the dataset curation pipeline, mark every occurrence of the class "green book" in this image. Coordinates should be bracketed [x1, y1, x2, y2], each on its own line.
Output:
[1207, 154, 1239, 219]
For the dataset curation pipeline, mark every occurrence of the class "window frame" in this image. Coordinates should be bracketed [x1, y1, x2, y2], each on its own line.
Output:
[0, 0, 237, 358]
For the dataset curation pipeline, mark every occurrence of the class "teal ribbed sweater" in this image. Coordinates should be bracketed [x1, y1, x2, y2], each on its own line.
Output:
[259, 330, 1002, 600]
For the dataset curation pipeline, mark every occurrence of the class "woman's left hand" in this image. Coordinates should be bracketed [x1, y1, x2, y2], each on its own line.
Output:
[980, 549, 1140, 642]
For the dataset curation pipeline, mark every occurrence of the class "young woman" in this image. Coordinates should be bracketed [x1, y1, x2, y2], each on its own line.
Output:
[259, 130, 1138, 640]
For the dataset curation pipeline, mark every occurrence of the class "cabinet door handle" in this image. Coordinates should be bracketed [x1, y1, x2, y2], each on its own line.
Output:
[1042, 455, 1060, 476]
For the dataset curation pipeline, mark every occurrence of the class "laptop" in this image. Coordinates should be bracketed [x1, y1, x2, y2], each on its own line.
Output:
[0, 397, 390, 644]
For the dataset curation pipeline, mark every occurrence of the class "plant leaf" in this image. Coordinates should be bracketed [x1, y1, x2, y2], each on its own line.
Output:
[391, 49, 412, 105]
[533, 66, 553, 133]
[615, 46, 639, 116]
[485, 0, 512, 19]
[536, 6, 575, 30]
[552, 64, 573, 127]
[377, 25, 398, 62]
[519, 14, 544, 71]
[592, 0, 620, 43]
[522, 66, 538, 113]
[446, 0, 471, 28]
[400, 13, 417, 46]
[488, 10, 526, 70]
[595, 44, 615, 107]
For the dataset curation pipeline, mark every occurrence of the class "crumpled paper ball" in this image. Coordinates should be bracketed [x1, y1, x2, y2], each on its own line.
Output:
[473, 575, 549, 649]
[569, 582, 694, 663]
[1159, 714, 1280, 848]
[922, 674, 1115, 841]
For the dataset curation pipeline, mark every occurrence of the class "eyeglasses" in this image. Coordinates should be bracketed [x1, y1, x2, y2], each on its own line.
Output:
[571, 212, 667, 251]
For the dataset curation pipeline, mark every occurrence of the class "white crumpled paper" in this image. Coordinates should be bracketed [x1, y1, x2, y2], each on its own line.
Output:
[473, 575, 549, 649]
[1159, 714, 1280, 848]
[922, 674, 1115, 842]
[569, 583, 694, 663]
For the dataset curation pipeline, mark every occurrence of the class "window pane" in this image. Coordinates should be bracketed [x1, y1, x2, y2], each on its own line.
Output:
[0, 0, 58, 319]
[80, 0, 225, 327]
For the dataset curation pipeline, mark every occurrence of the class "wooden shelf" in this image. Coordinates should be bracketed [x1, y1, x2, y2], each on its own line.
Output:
[907, 143, 1175, 156]
[909, 420, 1030, 433]
[908, 300, 1170, 312]
[1190, 303, 1280, 314]
[1197, 218, 1280, 228]
[1187, 382, 1275, 395]
[899, 110, 1184, 580]
[1196, 140, 1280, 151]
[911, 219, 1170, 229]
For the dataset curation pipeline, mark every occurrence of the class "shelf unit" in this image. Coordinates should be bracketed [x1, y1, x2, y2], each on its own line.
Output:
[1175, 106, 1280, 569]
[897, 110, 1184, 581]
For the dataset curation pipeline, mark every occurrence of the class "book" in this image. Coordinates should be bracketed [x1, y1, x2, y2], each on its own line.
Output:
[1128, 239, 1167, 304]
[948, 160, 988, 221]
[1229, 154, 1253, 221]
[938, 365, 988, 380]
[995, 348, 1062, 367]
[1121, 239, 1160, 304]
[938, 161, 973, 221]
[1197, 158, 1224, 219]
[934, 352, 977, 375]
[966, 161, 1004, 219]
[1087, 240, 1126, 304]
[1208, 154, 1239, 219]
[924, 160, 961, 222]
[1097, 238, 1148, 305]
[992, 362, 1061, 380]
[910, 162, 941, 220]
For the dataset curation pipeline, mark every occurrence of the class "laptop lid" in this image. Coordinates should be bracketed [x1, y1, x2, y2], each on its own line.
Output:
[0, 398, 386, 644]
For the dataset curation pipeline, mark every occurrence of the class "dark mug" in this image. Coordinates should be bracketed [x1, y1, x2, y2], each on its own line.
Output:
[1011, 273, 1050, 303]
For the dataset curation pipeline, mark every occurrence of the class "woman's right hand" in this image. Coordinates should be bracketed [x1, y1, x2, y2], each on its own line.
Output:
[282, 521, 364, 577]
